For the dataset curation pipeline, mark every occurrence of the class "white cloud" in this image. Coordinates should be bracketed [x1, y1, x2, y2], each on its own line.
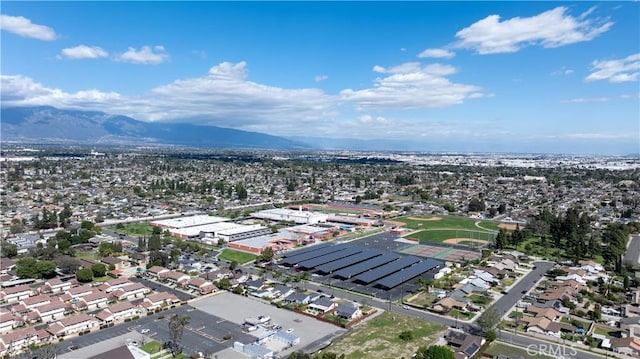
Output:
[562, 97, 609, 103]
[116, 45, 169, 65]
[341, 62, 483, 109]
[59, 45, 108, 60]
[585, 53, 640, 83]
[551, 67, 574, 76]
[418, 48, 455, 59]
[1, 75, 121, 106]
[0, 14, 56, 41]
[315, 75, 328, 82]
[455, 6, 612, 54]
[562, 133, 636, 140]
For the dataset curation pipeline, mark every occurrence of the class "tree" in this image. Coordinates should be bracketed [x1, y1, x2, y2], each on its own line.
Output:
[56, 256, 81, 274]
[235, 182, 248, 200]
[476, 307, 500, 334]
[398, 330, 414, 341]
[257, 247, 274, 263]
[16, 258, 57, 279]
[98, 242, 114, 257]
[468, 197, 486, 212]
[168, 314, 190, 358]
[91, 263, 107, 277]
[486, 329, 497, 342]
[229, 260, 238, 270]
[495, 228, 506, 250]
[0, 241, 18, 258]
[76, 268, 94, 282]
[81, 220, 95, 230]
[415, 345, 454, 359]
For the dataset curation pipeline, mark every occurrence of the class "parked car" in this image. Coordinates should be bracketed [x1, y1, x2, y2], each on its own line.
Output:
[140, 329, 150, 334]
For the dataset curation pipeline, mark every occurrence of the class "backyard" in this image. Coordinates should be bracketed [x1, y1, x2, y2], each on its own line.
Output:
[326, 311, 445, 359]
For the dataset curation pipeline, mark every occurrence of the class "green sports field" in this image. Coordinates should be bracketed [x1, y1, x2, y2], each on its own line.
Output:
[394, 215, 498, 232]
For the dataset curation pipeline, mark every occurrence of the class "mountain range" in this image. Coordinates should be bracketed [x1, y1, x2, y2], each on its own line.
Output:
[1, 106, 307, 150]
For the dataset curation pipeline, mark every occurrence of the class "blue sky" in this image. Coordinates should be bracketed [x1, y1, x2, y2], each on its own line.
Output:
[1, 1, 638, 154]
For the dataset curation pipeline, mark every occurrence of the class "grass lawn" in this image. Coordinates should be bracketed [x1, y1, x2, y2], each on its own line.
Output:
[75, 250, 98, 260]
[326, 312, 444, 359]
[140, 341, 162, 354]
[593, 324, 620, 338]
[448, 309, 475, 320]
[91, 275, 112, 284]
[110, 222, 154, 236]
[406, 292, 437, 307]
[469, 293, 491, 305]
[395, 215, 498, 231]
[483, 341, 553, 359]
[218, 249, 257, 264]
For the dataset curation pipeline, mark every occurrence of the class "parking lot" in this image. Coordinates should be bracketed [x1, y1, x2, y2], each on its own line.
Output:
[190, 293, 346, 356]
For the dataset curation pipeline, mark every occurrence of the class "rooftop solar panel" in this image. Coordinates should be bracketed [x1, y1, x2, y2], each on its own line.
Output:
[333, 253, 400, 279]
[353, 255, 421, 284]
[314, 249, 383, 274]
[297, 246, 363, 270]
[282, 242, 331, 258]
[279, 244, 349, 266]
[374, 258, 444, 289]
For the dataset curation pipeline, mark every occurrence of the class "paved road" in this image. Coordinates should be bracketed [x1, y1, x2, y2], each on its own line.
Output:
[130, 277, 195, 302]
[486, 260, 556, 320]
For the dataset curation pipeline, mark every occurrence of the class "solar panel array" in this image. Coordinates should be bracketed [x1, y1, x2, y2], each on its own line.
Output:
[374, 258, 444, 289]
[353, 255, 422, 284]
[297, 246, 363, 270]
[314, 249, 383, 274]
[282, 242, 331, 258]
[278, 242, 445, 291]
[279, 244, 348, 266]
[332, 253, 399, 279]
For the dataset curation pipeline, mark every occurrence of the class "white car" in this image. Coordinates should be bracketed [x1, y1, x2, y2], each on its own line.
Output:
[286, 328, 294, 333]
[140, 329, 150, 334]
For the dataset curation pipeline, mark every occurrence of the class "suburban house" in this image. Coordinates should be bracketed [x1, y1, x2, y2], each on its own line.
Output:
[46, 313, 99, 337]
[524, 306, 563, 321]
[159, 271, 190, 286]
[62, 285, 95, 302]
[146, 266, 169, 279]
[109, 282, 150, 301]
[0, 285, 36, 304]
[20, 294, 55, 310]
[445, 330, 485, 359]
[272, 285, 295, 299]
[95, 302, 142, 323]
[40, 278, 72, 294]
[0, 259, 16, 275]
[142, 292, 180, 311]
[432, 297, 467, 314]
[0, 326, 37, 356]
[186, 277, 216, 294]
[99, 277, 134, 293]
[610, 337, 640, 356]
[307, 297, 337, 315]
[100, 256, 130, 271]
[335, 303, 362, 320]
[32, 300, 70, 323]
[0, 310, 23, 334]
[75, 291, 109, 311]
[281, 292, 311, 306]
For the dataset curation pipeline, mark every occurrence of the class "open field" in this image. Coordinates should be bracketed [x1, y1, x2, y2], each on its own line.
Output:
[110, 222, 154, 236]
[217, 248, 257, 264]
[307, 203, 374, 215]
[75, 249, 98, 260]
[326, 311, 444, 359]
[408, 229, 495, 243]
[395, 215, 498, 231]
[141, 341, 162, 354]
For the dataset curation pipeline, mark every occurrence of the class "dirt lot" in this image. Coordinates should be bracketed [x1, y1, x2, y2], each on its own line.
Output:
[442, 237, 489, 245]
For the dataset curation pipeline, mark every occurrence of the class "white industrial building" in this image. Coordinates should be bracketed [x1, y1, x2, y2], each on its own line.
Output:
[251, 208, 328, 225]
[149, 215, 229, 230]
